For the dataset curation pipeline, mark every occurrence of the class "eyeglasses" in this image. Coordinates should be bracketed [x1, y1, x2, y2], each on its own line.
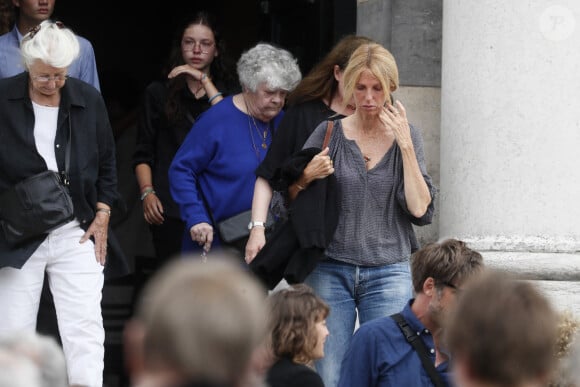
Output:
[23, 21, 65, 42]
[181, 39, 215, 54]
[32, 74, 68, 84]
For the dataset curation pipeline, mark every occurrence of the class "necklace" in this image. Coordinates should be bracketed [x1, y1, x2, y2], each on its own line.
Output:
[249, 114, 269, 149]
[243, 97, 269, 151]
[30, 85, 59, 107]
[192, 82, 204, 97]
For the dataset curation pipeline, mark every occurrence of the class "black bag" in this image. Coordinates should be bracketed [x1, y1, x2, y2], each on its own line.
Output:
[216, 210, 275, 257]
[217, 210, 275, 244]
[199, 184, 276, 257]
[0, 170, 74, 245]
[0, 115, 74, 246]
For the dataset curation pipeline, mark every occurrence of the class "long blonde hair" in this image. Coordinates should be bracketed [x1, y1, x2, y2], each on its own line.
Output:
[341, 43, 399, 110]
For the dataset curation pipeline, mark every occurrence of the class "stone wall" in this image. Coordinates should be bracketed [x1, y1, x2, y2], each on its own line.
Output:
[357, 0, 580, 316]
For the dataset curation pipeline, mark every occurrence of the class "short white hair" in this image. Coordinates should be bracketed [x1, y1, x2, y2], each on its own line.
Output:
[20, 20, 80, 70]
[0, 349, 42, 387]
[237, 43, 301, 92]
[0, 332, 67, 387]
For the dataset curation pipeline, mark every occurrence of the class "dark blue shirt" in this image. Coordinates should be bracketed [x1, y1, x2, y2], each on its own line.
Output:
[338, 300, 451, 387]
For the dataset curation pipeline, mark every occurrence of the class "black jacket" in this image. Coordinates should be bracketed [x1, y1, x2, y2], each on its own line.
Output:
[250, 147, 339, 289]
[0, 72, 128, 277]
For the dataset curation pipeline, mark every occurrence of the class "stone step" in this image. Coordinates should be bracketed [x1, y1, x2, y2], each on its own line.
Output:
[482, 251, 580, 316]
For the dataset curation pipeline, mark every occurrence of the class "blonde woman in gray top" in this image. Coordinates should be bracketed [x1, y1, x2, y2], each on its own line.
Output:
[298, 42, 436, 387]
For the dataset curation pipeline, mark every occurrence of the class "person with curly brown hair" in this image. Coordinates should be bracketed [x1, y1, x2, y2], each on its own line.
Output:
[266, 284, 330, 387]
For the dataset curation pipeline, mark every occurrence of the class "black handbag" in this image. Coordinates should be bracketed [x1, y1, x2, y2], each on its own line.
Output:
[0, 119, 74, 246]
[217, 210, 275, 244]
[215, 210, 275, 258]
[199, 189, 275, 257]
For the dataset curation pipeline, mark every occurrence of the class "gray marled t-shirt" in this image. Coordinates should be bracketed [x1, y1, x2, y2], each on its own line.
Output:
[303, 119, 435, 266]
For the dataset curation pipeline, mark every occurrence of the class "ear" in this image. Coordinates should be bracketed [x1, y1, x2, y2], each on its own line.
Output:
[422, 277, 436, 297]
[12, 0, 20, 7]
[333, 64, 342, 82]
[123, 319, 147, 382]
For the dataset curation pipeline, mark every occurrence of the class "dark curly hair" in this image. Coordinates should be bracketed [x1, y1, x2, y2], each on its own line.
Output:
[267, 283, 329, 364]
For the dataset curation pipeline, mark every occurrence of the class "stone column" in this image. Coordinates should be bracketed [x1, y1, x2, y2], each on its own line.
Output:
[356, 0, 393, 46]
[440, 1, 580, 314]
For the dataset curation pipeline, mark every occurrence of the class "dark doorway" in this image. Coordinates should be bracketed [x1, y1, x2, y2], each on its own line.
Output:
[56, 0, 356, 100]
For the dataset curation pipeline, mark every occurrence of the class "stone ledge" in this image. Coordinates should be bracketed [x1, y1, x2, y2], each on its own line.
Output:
[478, 252, 580, 316]
[533, 280, 580, 317]
[481, 251, 580, 281]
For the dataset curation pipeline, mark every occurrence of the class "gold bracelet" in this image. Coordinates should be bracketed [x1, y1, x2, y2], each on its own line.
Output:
[296, 183, 305, 191]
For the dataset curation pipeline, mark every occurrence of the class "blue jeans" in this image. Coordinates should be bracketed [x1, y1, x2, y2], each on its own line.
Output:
[304, 258, 413, 387]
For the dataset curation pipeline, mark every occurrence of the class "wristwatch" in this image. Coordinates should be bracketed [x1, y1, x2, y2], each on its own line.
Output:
[248, 221, 266, 230]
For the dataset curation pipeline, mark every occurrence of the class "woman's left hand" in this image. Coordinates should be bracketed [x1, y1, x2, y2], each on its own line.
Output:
[80, 211, 110, 266]
[382, 100, 413, 150]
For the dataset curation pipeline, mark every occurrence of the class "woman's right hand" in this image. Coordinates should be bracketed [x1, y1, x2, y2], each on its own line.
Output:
[245, 227, 266, 264]
[190, 222, 214, 253]
[143, 193, 165, 225]
[167, 64, 203, 80]
[302, 147, 335, 182]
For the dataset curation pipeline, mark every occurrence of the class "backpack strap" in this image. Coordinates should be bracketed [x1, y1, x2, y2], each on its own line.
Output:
[391, 313, 448, 387]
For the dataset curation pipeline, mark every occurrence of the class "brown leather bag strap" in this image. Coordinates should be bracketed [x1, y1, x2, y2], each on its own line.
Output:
[322, 120, 334, 149]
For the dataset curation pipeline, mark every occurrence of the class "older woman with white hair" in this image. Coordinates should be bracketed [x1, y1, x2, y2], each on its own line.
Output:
[0, 20, 126, 387]
[169, 43, 301, 257]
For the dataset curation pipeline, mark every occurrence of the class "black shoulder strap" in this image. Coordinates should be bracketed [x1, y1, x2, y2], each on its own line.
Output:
[391, 313, 447, 387]
[59, 113, 72, 186]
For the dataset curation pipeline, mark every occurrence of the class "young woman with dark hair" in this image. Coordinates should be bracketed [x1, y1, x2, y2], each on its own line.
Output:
[133, 11, 237, 263]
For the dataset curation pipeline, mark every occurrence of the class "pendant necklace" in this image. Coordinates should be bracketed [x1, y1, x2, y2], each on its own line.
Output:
[243, 97, 269, 153]
[192, 82, 204, 98]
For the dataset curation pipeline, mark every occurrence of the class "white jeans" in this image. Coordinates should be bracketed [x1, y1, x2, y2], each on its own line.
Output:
[0, 220, 105, 387]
